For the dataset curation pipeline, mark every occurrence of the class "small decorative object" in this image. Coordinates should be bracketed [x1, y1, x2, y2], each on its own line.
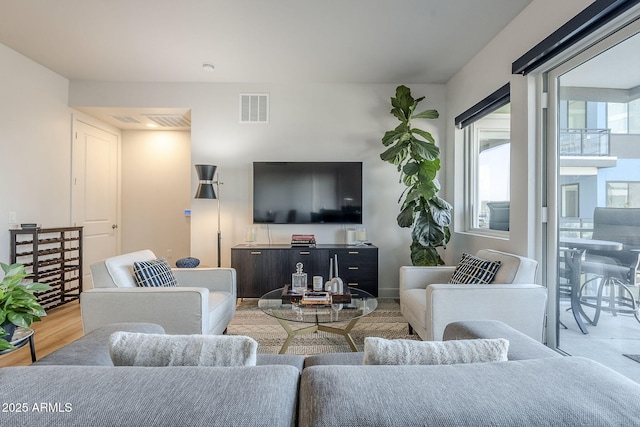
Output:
[245, 226, 257, 246]
[346, 228, 357, 245]
[175, 257, 200, 268]
[324, 255, 344, 294]
[313, 275, 323, 291]
[291, 262, 307, 294]
[0, 263, 50, 351]
[356, 227, 367, 246]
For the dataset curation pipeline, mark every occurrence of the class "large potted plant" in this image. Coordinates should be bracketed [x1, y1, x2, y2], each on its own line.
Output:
[0, 263, 50, 351]
[380, 85, 452, 266]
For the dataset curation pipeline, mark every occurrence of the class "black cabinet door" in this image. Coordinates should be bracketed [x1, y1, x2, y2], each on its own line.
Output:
[232, 248, 288, 297]
[330, 247, 379, 296]
[288, 248, 330, 283]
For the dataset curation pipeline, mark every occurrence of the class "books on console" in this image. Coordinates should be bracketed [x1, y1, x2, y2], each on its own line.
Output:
[291, 234, 316, 247]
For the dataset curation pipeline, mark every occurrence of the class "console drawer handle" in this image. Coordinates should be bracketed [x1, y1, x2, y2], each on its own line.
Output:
[348, 282, 359, 286]
[348, 251, 359, 254]
[299, 251, 310, 255]
[348, 267, 359, 270]
[250, 251, 262, 255]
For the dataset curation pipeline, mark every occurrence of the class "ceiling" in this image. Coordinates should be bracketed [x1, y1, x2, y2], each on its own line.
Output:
[0, 0, 533, 129]
[561, 30, 640, 91]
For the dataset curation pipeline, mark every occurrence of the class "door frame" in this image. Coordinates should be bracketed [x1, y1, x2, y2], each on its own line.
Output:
[70, 111, 122, 282]
[542, 18, 640, 350]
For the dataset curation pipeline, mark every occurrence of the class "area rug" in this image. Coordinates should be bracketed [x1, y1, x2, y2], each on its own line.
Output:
[227, 298, 417, 355]
[623, 354, 640, 364]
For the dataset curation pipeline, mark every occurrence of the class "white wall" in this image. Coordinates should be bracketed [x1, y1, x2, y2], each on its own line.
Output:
[70, 82, 446, 296]
[443, 0, 593, 265]
[2, 0, 597, 294]
[120, 130, 191, 265]
[0, 44, 71, 263]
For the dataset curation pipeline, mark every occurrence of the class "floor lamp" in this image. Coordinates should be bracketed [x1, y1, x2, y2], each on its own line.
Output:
[194, 164, 222, 267]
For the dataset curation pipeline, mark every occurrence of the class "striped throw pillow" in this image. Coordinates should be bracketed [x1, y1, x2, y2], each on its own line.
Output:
[449, 253, 502, 284]
[133, 258, 178, 287]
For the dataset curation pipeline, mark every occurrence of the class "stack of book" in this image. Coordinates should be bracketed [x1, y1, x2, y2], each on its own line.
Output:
[301, 291, 331, 305]
[291, 234, 316, 247]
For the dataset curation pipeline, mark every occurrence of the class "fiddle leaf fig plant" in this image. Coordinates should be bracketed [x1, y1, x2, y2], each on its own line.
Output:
[380, 85, 452, 265]
[0, 262, 50, 350]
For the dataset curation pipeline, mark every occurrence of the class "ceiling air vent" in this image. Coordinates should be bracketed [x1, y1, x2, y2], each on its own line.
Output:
[142, 114, 191, 128]
[240, 94, 269, 123]
[111, 115, 142, 124]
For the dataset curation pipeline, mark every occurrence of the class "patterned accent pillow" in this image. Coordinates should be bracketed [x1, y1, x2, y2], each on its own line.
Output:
[133, 258, 179, 287]
[449, 253, 502, 284]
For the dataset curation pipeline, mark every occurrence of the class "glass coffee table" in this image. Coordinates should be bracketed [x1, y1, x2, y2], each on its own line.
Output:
[258, 287, 377, 354]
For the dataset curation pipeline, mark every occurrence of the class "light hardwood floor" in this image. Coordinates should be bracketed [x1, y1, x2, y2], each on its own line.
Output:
[0, 301, 83, 367]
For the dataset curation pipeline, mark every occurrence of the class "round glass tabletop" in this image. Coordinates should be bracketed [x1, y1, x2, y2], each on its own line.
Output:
[258, 286, 378, 324]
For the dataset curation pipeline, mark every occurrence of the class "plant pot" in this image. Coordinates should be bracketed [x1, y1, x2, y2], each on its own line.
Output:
[1, 322, 17, 343]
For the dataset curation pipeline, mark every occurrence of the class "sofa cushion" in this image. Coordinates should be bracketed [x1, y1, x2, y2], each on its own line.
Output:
[476, 249, 538, 284]
[104, 249, 156, 288]
[208, 291, 237, 334]
[299, 357, 640, 427]
[363, 337, 508, 365]
[443, 320, 561, 360]
[304, 352, 364, 367]
[133, 258, 179, 287]
[449, 252, 502, 284]
[110, 332, 258, 367]
[2, 365, 299, 427]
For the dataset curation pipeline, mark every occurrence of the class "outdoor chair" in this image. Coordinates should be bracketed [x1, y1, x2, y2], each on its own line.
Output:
[579, 207, 640, 325]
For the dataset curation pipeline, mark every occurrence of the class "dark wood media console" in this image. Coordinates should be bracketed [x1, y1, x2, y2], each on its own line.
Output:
[231, 244, 378, 298]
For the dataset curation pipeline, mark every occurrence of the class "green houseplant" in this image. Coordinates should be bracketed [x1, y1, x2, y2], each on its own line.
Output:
[380, 85, 452, 266]
[0, 262, 50, 350]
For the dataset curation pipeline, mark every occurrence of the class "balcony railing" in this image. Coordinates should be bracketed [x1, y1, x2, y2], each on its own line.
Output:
[559, 218, 593, 239]
[559, 128, 610, 156]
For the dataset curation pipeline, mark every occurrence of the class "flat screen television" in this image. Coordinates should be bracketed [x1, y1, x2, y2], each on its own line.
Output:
[253, 162, 362, 224]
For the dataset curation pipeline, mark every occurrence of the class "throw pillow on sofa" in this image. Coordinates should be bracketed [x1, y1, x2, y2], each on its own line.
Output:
[363, 337, 509, 365]
[110, 332, 258, 367]
[132, 257, 179, 287]
[449, 252, 502, 284]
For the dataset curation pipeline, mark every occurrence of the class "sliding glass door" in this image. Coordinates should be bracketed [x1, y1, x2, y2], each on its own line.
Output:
[546, 22, 640, 382]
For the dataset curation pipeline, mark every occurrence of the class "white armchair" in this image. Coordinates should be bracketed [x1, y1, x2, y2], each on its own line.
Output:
[400, 249, 547, 342]
[81, 250, 237, 335]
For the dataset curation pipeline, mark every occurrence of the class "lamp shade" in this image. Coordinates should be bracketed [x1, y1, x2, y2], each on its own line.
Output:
[195, 164, 217, 199]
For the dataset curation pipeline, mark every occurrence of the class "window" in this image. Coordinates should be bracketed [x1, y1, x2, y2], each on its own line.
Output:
[629, 99, 640, 133]
[465, 105, 511, 232]
[568, 101, 586, 128]
[607, 181, 640, 207]
[561, 183, 579, 217]
[607, 102, 628, 133]
[559, 98, 640, 135]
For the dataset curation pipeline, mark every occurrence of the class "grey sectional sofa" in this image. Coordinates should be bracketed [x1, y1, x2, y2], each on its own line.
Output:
[2, 321, 640, 426]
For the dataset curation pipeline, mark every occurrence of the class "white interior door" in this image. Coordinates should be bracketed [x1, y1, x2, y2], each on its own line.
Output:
[72, 118, 119, 288]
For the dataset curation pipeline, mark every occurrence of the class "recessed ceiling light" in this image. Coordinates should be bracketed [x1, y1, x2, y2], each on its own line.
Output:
[202, 63, 215, 72]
